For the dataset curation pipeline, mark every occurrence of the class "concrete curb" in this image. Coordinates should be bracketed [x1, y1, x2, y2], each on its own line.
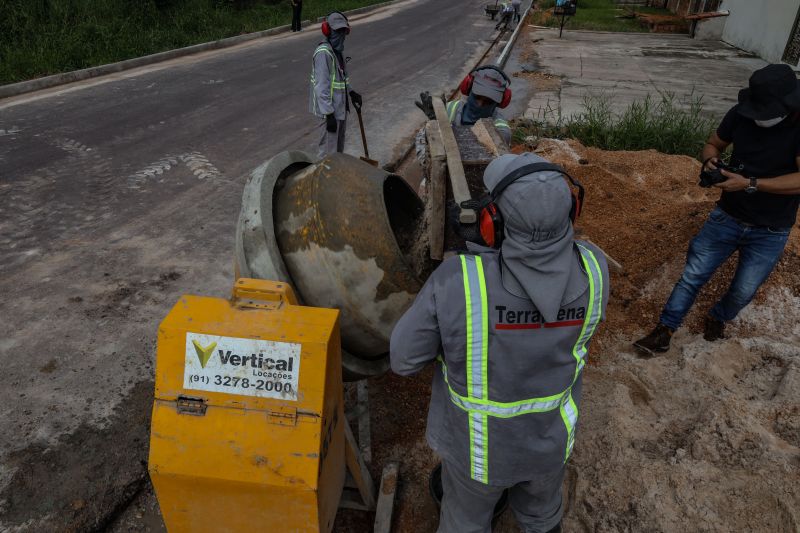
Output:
[0, 0, 400, 100]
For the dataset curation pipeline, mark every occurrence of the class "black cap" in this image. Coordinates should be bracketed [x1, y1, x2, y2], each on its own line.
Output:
[737, 64, 800, 120]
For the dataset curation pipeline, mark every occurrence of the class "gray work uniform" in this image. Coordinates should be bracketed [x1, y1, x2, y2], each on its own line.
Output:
[446, 100, 512, 145]
[309, 42, 350, 159]
[390, 243, 609, 533]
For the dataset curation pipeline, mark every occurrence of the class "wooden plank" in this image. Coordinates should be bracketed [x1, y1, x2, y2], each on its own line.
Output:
[432, 98, 476, 224]
[373, 462, 400, 533]
[344, 419, 376, 510]
[356, 380, 371, 464]
[425, 121, 447, 261]
[472, 118, 510, 157]
[426, 120, 446, 161]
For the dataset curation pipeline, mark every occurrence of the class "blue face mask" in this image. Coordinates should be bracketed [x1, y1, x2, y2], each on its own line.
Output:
[328, 31, 346, 53]
[462, 93, 498, 125]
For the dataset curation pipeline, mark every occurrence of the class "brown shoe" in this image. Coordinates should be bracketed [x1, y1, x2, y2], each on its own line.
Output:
[703, 316, 725, 341]
[633, 324, 674, 356]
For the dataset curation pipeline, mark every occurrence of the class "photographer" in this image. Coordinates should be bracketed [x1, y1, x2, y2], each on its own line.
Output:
[634, 64, 800, 355]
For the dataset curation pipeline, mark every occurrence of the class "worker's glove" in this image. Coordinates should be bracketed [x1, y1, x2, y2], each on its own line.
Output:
[349, 90, 363, 110]
[415, 91, 436, 120]
[325, 113, 338, 133]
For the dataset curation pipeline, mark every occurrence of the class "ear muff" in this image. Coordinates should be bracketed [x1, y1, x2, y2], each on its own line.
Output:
[466, 162, 585, 248]
[459, 73, 474, 96]
[459, 65, 513, 108]
[322, 11, 350, 37]
[479, 202, 503, 249]
[499, 87, 512, 109]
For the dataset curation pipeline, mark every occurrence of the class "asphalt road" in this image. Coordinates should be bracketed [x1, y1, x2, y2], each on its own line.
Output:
[0, 1, 506, 529]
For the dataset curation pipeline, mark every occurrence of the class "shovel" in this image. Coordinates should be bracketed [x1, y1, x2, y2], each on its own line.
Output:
[353, 100, 379, 167]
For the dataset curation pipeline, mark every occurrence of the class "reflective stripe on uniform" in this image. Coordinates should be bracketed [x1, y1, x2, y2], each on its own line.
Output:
[461, 255, 489, 483]
[439, 358, 568, 416]
[494, 119, 510, 130]
[310, 45, 348, 112]
[447, 100, 460, 123]
[445, 247, 603, 484]
[558, 244, 603, 461]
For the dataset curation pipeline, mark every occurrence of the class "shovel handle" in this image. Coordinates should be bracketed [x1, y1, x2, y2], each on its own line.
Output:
[355, 107, 370, 160]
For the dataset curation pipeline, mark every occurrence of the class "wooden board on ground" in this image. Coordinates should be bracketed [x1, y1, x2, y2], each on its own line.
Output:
[472, 118, 510, 158]
[373, 462, 400, 533]
[432, 98, 476, 224]
[425, 120, 447, 261]
[339, 420, 376, 511]
[356, 380, 371, 464]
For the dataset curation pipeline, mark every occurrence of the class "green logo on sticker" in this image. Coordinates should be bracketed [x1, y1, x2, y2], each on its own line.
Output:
[192, 340, 217, 368]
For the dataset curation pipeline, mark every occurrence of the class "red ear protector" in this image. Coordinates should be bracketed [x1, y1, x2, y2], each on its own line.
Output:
[322, 11, 350, 37]
[459, 65, 512, 108]
[468, 163, 585, 248]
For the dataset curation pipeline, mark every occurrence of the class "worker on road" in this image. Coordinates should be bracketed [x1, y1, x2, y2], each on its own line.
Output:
[512, 0, 522, 23]
[309, 11, 362, 159]
[416, 65, 513, 145]
[634, 63, 800, 355]
[390, 153, 610, 533]
[496, 1, 515, 30]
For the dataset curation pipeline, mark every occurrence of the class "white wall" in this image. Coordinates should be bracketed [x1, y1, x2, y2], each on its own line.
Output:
[719, 0, 800, 63]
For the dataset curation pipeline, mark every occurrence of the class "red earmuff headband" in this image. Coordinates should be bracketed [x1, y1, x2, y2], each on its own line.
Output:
[466, 162, 585, 249]
[322, 11, 350, 37]
[458, 65, 513, 109]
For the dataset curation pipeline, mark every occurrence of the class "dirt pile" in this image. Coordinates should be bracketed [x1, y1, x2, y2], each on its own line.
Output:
[535, 138, 800, 532]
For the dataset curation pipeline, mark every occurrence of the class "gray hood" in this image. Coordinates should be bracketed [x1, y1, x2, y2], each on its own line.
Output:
[483, 152, 587, 322]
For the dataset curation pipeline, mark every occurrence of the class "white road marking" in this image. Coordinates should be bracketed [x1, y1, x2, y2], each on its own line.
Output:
[55, 138, 91, 155]
[127, 151, 223, 187]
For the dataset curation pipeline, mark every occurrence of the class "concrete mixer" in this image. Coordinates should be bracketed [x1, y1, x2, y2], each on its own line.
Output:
[235, 151, 431, 381]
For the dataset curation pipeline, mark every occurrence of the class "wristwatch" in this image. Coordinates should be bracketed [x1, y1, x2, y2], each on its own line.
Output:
[745, 177, 758, 194]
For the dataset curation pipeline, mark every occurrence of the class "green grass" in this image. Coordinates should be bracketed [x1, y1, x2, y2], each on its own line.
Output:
[513, 91, 718, 157]
[0, 0, 386, 85]
[531, 0, 679, 33]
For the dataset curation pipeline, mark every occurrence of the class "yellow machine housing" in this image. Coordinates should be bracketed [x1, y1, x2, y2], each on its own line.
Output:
[148, 278, 344, 533]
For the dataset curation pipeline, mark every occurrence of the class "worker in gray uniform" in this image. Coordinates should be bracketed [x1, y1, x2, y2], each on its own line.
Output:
[415, 65, 513, 144]
[390, 152, 610, 533]
[309, 11, 362, 159]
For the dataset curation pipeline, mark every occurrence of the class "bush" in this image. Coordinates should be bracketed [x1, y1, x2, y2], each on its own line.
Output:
[514, 90, 718, 158]
[0, 0, 385, 85]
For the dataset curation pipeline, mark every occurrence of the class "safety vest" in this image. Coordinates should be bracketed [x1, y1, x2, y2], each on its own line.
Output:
[446, 100, 510, 136]
[438, 244, 604, 484]
[310, 43, 349, 104]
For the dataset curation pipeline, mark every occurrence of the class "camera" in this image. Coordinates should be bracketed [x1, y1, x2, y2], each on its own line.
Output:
[699, 161, 744, 188]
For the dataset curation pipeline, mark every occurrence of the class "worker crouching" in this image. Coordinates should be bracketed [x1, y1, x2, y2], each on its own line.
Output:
[416, 65, 513, 145]
[390, 153, 610, 533]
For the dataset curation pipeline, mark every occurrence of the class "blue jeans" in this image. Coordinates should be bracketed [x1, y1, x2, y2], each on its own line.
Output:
[660, 207, 790, 330]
